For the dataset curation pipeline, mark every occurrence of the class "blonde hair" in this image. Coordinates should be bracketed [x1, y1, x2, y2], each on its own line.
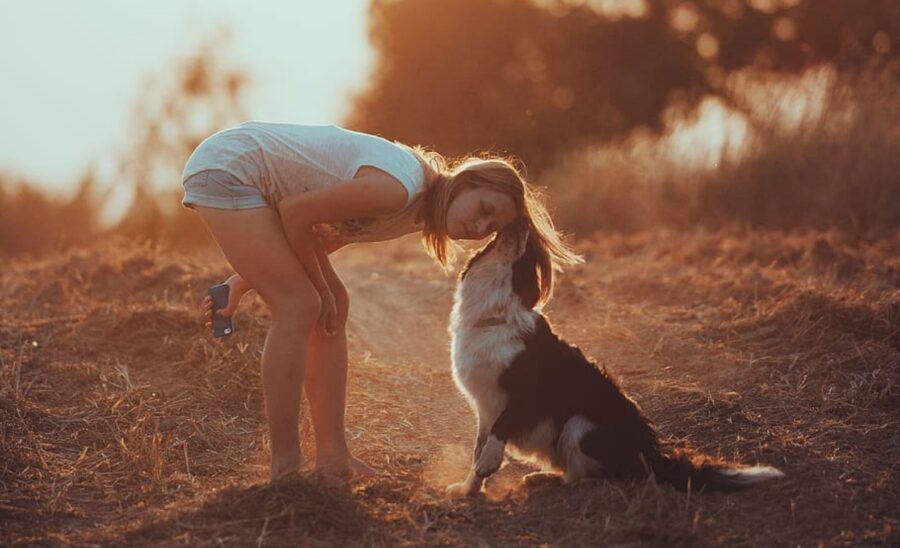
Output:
[402, 144, 583, 302]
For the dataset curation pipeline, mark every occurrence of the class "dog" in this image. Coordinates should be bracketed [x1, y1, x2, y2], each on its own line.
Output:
[446, 221, 785, 497]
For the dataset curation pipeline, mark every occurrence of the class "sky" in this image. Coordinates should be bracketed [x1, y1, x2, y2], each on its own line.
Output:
[0, 0, 372, 196]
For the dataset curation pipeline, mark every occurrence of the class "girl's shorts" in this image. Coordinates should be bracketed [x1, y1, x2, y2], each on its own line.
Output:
[181, 169, 270, 210]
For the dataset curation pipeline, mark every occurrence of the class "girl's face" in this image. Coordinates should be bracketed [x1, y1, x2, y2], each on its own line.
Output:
[446, 185, 519, 240]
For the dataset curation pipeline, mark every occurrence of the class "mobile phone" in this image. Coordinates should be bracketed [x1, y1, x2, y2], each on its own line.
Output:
[208, 283, 234, 338]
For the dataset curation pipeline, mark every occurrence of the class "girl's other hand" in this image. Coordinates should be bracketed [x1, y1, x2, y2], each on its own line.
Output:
[319, 290, 338, 337]
[320, 234, 345, 254]
[200, 274, 250, 326]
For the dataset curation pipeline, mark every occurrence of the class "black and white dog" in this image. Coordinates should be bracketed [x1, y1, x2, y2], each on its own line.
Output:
[447, 222, 785, 497]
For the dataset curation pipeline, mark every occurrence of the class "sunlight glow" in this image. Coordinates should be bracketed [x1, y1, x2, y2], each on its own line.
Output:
[0, 0, 371, 195]
[665, 97, 749, 169]
[728, 66, 836, 132]
[534, 0, 648, 19]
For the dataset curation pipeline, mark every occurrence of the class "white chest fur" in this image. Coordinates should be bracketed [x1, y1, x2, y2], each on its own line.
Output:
[449, 266, 536, 421]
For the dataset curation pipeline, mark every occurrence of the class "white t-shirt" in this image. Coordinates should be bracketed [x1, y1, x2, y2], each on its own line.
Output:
[182, 121, 426, 244]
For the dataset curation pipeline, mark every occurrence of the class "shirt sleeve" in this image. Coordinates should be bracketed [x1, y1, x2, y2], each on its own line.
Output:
[352, 144, 425, 207]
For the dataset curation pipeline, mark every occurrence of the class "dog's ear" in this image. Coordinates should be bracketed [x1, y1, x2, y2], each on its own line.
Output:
[512, 233, 540, 310]
[515, 221, 531, 258]
[501, 216, 530, 258]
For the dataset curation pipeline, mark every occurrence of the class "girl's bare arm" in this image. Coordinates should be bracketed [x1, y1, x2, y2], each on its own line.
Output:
[203, 172, 408, 330]
[276, 171, 408, 282]
[222, 233, 342, 295]
[277, 172, 410, 334]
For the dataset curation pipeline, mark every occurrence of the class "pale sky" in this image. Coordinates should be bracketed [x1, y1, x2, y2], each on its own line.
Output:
[0, 0, 372, 195]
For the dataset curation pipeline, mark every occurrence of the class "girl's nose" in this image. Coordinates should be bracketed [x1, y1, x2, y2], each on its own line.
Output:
[475, 218, 489, 236]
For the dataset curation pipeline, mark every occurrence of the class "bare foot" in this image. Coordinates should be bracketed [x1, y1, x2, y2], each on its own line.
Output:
[446, 481, 484, 498]
[315, 454, 377, 481]
[269, 458, 303, 484]
[347, 455, 378, 478]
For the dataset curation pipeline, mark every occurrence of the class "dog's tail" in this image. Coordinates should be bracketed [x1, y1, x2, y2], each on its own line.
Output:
[650, 450, 785, 492]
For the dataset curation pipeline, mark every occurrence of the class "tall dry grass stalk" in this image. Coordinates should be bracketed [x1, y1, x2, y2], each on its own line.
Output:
[0, 40, 242, 257]
[2, 64, 897, 257]
[543, 64, 900, 235]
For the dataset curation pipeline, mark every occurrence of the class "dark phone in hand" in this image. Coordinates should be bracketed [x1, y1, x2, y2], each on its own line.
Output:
[208, 284, 234, 338]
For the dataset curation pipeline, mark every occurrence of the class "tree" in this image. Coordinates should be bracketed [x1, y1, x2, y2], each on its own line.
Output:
[112, 35, 249, 246]
[347, 0, 899, 170]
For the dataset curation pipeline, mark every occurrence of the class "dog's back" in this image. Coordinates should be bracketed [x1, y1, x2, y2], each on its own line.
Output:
[497, 314, 662, 478]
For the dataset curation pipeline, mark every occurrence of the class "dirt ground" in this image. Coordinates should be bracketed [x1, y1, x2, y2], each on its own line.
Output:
[2, 229, 898, 546]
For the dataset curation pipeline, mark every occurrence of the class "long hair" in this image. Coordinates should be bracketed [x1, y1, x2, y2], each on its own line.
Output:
[402, 145, 583, 301]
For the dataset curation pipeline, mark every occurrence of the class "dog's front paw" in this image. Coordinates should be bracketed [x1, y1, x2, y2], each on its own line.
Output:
[446, 480, 483, 498]
[474, 435, 505, 478]
[522, 471, 564, 489]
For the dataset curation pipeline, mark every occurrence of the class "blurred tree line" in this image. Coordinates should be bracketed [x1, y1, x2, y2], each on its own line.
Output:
[0, 38, 246, 256]
[347, 0, 899, 171]
[2, 1, 897, 256]
[113, 37, 248, 245]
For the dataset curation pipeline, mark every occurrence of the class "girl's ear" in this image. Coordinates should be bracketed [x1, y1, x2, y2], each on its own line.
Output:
[512, 234, 540, 310]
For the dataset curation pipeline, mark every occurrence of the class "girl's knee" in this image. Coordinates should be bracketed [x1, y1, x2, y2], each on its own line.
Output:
[271, 291, 322, 332]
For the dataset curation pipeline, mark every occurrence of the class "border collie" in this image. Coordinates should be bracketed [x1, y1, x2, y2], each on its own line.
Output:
[447, 222, 785, 496]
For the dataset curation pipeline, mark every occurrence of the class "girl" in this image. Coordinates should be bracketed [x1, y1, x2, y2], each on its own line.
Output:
[184, 121, 581, 481]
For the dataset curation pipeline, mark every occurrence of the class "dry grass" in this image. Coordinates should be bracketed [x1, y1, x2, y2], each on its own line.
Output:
[1, 230, 898, 546]
[3, 68, 898, 261]
[543, 65, 900, 235]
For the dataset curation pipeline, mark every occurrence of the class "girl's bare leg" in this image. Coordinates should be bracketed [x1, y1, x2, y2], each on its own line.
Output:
[304, 254, 376, 477]
[193, 205, 321, 481]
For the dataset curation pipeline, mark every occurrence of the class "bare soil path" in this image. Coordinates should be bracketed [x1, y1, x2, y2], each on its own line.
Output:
[2, 230, 897, 546]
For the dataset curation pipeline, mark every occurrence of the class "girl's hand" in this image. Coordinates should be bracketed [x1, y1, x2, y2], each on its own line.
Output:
[201, 274, 251, 327]
[319, 234, 346, 254]
[319, 289, 338, 337]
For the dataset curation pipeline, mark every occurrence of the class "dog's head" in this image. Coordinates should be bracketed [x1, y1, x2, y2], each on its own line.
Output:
[459, 217, 541, 310]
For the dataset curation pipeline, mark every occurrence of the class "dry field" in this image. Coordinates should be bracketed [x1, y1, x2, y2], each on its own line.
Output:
[2, 229, 898, 546]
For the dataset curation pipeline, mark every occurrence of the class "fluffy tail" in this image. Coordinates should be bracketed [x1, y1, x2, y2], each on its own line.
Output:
[651, 452, 786, 492]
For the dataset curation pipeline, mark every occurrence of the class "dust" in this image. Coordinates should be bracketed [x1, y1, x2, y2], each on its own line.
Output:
[2, 229, 898, 545]
[421, 444, 470, 489]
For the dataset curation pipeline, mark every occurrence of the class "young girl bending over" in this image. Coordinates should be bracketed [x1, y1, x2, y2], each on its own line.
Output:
[184, 121, 581, 481]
